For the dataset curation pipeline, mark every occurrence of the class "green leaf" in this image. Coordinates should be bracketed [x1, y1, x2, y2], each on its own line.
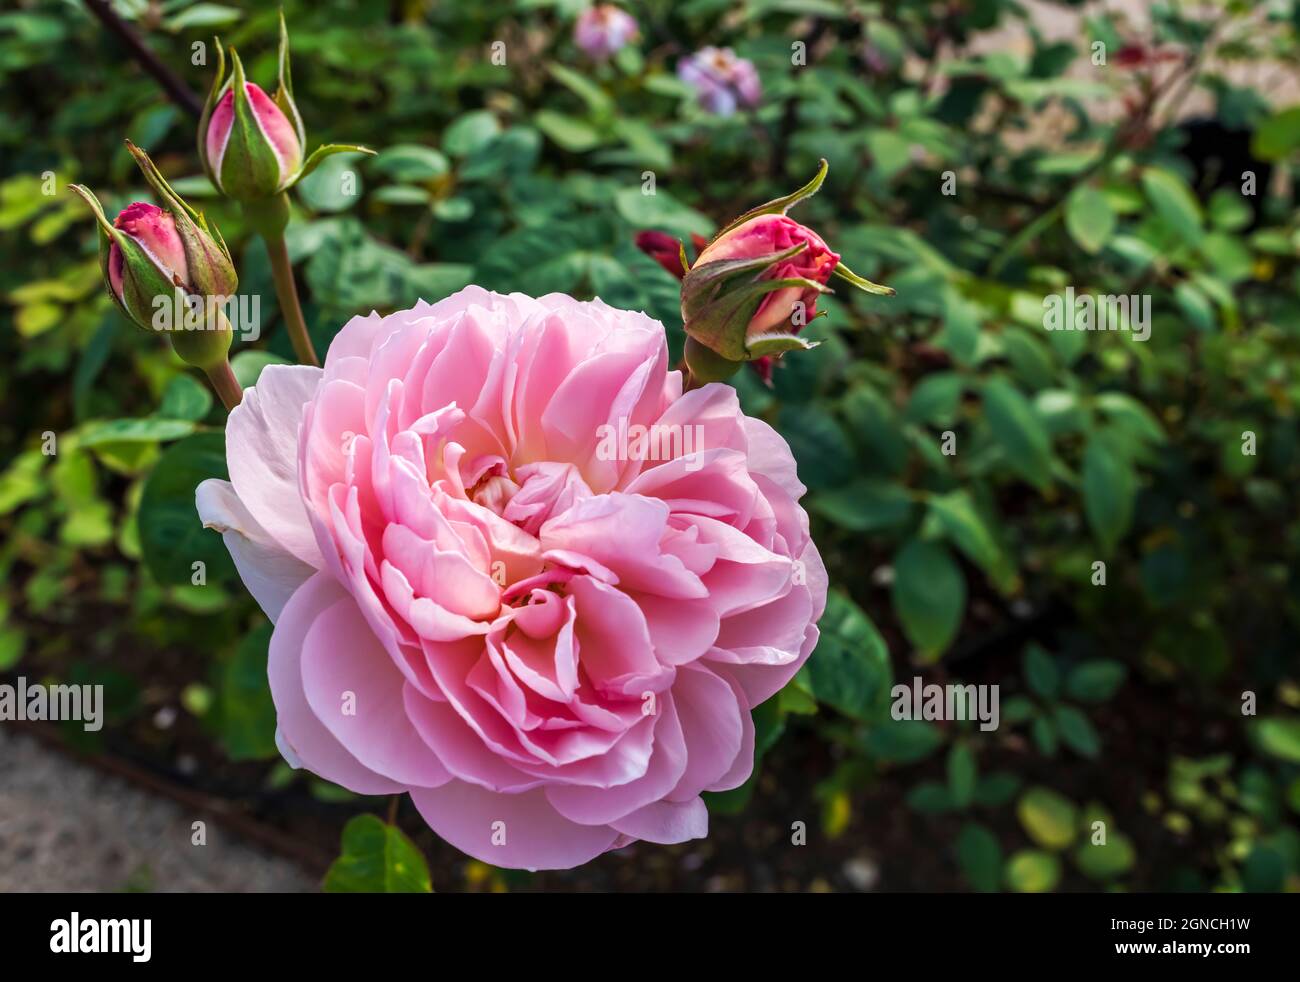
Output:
[1074, 831, 1136, 881]
[863, 719, 944, 764]
[221, 622, 278, 761]
[157, 374, 213, 422]
[1140, 166, 1203, 245]
[926, 489, 1018, 593]
[905, 372, 964, 426]
[296, 153, 363, 213]
[1004, 850, 1061, 892]
[1065, 660, 1126, 703]
[1251, 106, 1300, 161]
[613, 187, 714, 240]
[138, 432, 236, 587]
[1054, 704, 1101, 758]
[1017, 786, 1077, 850]
[806, 591, 892, 720]
[891, 539, 965, 660]
[957, 822, 1002, 892]
[1082, 435, 1136, 554]
[1065, 185, 1116, 254]
[1251, 717, 1300, 763]
[1023, 643, 1060, 699]
[810, 479, 913, 532]
[907, 781, 955, 814]
[370, 144, 450, 183]
[442, 110, 501, 156]
[982, 376, 1054, 490]
[535, 110, 603, 153]
[79, 418, 196, 447]
[778, 405, 856, 490]
[323, 815, 432, 893]
[947, 743, 977, 807]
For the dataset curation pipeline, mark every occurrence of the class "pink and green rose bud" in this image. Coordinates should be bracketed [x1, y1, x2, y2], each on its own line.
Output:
[574, 4, 639, 60]
[69, 142, 238, 371]
[197, 14, 372, 203]
[680, 159, 894, 383]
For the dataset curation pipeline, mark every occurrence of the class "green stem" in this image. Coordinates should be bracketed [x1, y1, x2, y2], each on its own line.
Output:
[245, 192, 319, 368]
[264, 229, 318, 367]
[204, 359, 243, 411]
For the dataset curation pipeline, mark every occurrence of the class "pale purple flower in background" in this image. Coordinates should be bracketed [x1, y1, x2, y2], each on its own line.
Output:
[574, 4, 639, 61]
[677, 47, 762, 117]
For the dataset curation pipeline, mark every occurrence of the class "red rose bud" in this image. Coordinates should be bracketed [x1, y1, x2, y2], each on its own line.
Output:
[198, 14, 372, 203]
[635, 230, 688, 279]
[681, 159, 894, 382]
[69, 143, 238, 371]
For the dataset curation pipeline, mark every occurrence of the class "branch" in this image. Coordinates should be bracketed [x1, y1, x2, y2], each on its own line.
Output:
[82, 0, 203, 119]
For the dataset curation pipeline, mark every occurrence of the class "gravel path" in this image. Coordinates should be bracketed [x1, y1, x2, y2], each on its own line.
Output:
[0, 728, 314, 892]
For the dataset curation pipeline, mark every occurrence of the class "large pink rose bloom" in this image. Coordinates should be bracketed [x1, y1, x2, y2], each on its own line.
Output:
[197, 287, 826, 870]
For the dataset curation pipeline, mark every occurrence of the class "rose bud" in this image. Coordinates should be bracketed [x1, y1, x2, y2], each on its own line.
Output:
[677, 47, 762, 117]
[635, 230, 687, 278]
[198, 13, 372, 203]
[634, 231, 711, 280]
[69, 142, 237, 372]
[574, 4, 639, 60]
[680, 159, 893, 383]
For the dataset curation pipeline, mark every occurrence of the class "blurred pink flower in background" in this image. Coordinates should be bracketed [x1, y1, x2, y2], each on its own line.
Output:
[574, 4, 639, 60]
[197, 287, 825, 870]
[677, 47, 762, 116]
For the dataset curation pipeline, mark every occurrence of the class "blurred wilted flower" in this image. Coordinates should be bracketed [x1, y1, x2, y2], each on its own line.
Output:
[677, 47, 761, 116]
[574, 4, 639, 60]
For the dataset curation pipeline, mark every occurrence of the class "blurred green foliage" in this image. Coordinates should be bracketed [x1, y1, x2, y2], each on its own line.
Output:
[1, 0, 1299, 891]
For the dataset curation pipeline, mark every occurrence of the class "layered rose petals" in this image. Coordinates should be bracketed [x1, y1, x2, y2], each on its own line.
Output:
[197, 287, 826, 870]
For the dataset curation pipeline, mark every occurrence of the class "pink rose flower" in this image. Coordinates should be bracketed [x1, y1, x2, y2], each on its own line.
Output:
[574, 4, 639, 60]
[196, 287, 826, 870]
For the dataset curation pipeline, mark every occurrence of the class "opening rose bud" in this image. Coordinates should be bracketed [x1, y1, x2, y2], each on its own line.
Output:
[680, 159, 893, 383]
[106, 202, 188, 304]
[694, 215, 839, 338]
[574, 5, 639, 60]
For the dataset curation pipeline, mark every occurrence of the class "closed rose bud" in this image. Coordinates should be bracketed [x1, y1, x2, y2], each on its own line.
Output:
[200, 39, 303, 202]
[574, 4, 638, 60]
[198, 14, 373, 206]
[681, 159, 893, 383]
[677, 47, 762, 117]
